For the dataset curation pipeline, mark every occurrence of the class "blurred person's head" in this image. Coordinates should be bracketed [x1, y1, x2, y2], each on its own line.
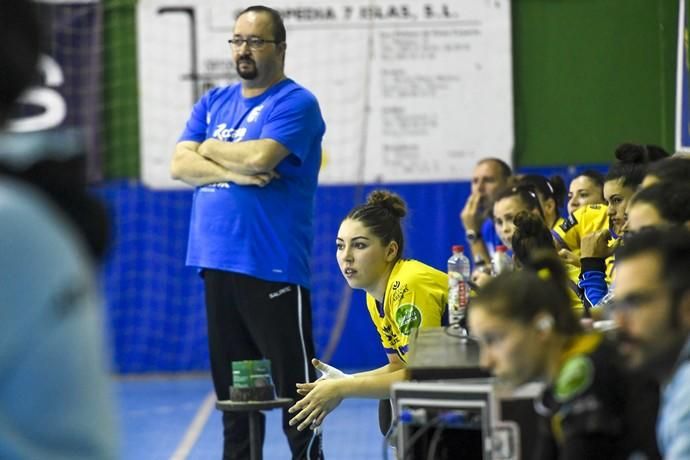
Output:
[469, 251, 581, 386]
[511, 211, 556, 268]
[492, 184, 544, 250]
[641, 156, 690, 188]
[567, 170, 605, 214]
[613, 227, 690, 379]
[471, 158, 512, 209]
[337, 190, 406, 298]
[625, 182, 690, 234]
[0, 0, 40, 125]
[604, 143, 669, 235]
[517, 174, 566, 229]
[0, 0, 110, 261]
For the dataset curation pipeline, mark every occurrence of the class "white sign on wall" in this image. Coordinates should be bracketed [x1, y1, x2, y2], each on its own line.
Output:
[137, 0, 513, 188]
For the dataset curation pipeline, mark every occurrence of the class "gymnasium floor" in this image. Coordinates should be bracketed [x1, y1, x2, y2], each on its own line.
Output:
[117, 375, 388, 459]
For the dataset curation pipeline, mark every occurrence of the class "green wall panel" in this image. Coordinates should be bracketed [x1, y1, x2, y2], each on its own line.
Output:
[513, 0, 678, 166]
[104, 0, 139, 178]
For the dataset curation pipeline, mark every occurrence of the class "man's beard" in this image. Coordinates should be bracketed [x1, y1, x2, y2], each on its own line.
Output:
[236, 58, 258, 80]
[617, 331, 687, 380]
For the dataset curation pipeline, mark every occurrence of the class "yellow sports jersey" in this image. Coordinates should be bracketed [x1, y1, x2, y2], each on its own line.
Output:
[552, 204, 610, 253]
[565, 263, 585, 314]
[552, 204, 616, 282]
[365, 259, 447, 362]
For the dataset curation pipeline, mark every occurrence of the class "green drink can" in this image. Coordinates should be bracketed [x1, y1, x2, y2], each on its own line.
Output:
[250, 359, 273, 388]
[231, 360, 252, 389]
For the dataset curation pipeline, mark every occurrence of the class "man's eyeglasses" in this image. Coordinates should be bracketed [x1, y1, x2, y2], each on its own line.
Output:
[228, 37, 279, 50]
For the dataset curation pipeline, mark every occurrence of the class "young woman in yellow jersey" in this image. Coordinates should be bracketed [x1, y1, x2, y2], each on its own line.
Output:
[554, 143, 669, 307]
[492, 183, 546, 250]
[566, 170, 605, 215]
[288, 190, 447, 433]
[554, 143, 669, 258]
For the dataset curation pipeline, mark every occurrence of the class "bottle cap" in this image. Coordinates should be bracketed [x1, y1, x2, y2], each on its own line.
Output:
[496, 245, 507, 252]
[452, 244, 463, 253]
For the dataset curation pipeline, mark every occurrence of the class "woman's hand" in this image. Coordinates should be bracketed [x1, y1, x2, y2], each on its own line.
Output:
[312, 358, 352, 381]
[471, 266, 492, 288]
[581, 229, 618, 259]
[288, 378, 344, 431]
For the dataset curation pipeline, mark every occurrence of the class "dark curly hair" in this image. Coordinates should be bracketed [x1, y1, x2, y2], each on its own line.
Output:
[518, 174, 567, 210]
[605, 143, 670, 189]
[511, 211, 556, 267]
[471, 250, 581, 335]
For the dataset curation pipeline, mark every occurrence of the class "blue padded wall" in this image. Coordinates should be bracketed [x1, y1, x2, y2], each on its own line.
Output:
[96, 164, 606, 373]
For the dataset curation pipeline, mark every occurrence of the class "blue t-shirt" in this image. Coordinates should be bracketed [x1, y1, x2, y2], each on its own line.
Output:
[480, 217, 503, 256]
[179, 79, 325, 288]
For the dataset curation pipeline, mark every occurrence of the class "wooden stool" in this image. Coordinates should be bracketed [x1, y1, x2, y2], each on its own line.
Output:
[215, 398, 293, 460]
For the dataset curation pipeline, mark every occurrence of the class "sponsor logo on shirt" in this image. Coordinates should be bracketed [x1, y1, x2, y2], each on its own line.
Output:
[381, 324, 400, 347]
[560, 213, 578, 232]
[555, 355, 594, 402]
[395, 304, 422, 335]
[213, 123, 247, 142]
[247, 105, 264, 122]
[391, 282, 409, 303]
[203, 182, 230, 189]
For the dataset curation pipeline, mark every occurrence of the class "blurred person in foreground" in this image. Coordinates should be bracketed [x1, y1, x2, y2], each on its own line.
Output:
[613, 227, 690, 459]
[170, 5, 325, 459]
[0, 0, 117, 458]
[468, 252, 660, 460]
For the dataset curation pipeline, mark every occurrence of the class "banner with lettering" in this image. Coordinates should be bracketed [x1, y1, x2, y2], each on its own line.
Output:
[138, 0, 513, 187]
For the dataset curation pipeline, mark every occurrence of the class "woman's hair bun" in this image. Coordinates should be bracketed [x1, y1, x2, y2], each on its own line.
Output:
[614, 143, 669, 164]
[513, 211, 545, 235]
[366, 190, 407, 219]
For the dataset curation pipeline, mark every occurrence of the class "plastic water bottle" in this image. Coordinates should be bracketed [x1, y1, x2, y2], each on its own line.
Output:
[491, 245, 514, 276]
[448, 245, 471, 330]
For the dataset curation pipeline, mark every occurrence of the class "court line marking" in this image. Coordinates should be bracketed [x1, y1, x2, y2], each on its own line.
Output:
[170, 390, 216, 460]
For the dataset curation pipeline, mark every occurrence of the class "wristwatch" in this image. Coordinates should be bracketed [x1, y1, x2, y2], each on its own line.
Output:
[466, 230, 481, 243]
